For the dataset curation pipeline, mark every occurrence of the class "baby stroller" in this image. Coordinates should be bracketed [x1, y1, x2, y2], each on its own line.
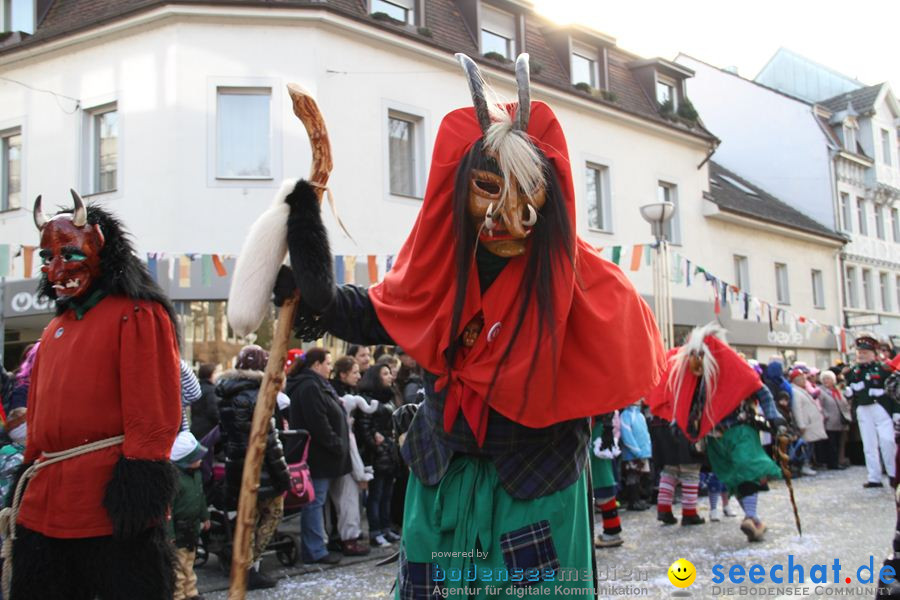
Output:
[194, 427, 308, 574]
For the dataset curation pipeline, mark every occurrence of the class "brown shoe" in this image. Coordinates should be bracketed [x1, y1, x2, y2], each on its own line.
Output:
[740, 517, 766, 542]
[342, 539, 371, 556]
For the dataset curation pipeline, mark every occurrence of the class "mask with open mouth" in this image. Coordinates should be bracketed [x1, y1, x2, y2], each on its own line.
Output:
[34, 190, 105, 302]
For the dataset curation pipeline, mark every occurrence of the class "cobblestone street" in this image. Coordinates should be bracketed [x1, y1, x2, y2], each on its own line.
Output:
[202, 466, 894, 599]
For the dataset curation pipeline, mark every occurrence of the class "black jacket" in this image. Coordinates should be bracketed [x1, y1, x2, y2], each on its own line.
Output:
[216, 369, 291, 509]
[354, 387, 399, 475]
[190, 379, 219, 441]
[285, 370, 352, 480]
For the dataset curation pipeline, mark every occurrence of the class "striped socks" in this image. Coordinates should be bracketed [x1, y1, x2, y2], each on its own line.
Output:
[598, 497, 622, 535]
[681, 480, 699, 517]
[739, 493, 759, 521]
[657, 472, 676, 514]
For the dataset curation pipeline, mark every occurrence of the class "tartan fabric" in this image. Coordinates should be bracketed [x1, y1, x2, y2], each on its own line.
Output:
[401, 373, 590, 499]
[397, 546, 444, 600]
[499, 520, 560, 587]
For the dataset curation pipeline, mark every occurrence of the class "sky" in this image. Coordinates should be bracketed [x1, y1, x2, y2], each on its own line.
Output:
[532, 0, 900, 94]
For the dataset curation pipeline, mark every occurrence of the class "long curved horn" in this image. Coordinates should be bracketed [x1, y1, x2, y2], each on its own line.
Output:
[455, 53, 491, 134]
[70, 189, 87, 227]
[515, 53, 531, 132]
[33, 195, 48, 231]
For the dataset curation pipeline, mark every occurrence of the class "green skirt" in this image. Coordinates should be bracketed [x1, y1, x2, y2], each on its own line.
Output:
[707, 424, 782, 495]
[396, 455, 595, 599]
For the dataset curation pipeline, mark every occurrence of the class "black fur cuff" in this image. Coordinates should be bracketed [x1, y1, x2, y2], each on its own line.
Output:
[103, 457, 176, 539]
[285, 179, 336, 312]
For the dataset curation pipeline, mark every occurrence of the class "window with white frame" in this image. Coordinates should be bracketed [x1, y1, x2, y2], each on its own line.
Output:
[585, 163, 610, 231]
[733, 255, 749, 292]
[775, 263, 790, 305]
[571, 42, 597, 87]
[892, 207, 900, 242]
[1, 127, 20, 211]
[84, 104, 118, 194]
[857, 197, 868, 235]
[862, 268, 874, 310]
[846, 266, 859, 308]
[658, 181, 680, 244]
[876, 204, 886, 240]
[656, 76, 676, 108]
[881, 272, 891, 313]
[840, 192, 853, 232]
[371, 0, 415, 24]
[387, 110, 423, 198]
[811, 269, 825, 309]
[216, 88, 271, 179]
[2, 0, 35, 34]
[883, 129, 893, 166]
[480, 5, 515, 60]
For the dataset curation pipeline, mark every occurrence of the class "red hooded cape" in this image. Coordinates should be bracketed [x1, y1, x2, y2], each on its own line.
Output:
[368, 101, 665, 434]
[646, 336, 762, 441]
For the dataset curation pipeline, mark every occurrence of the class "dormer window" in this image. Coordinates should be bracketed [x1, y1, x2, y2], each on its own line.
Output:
[2, 0, 35, 34]
[480, 5, 515, 60]
[371, 0, 415, 25]
[656, 76, 676, 108]
[571, 41, 598, 87]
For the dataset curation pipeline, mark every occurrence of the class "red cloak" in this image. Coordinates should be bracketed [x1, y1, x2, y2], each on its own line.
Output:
[646, 336, 762, 441]
[368, 101, 665, 434]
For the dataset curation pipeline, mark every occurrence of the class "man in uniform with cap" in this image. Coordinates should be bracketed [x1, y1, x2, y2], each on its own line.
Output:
[845, 332, 897, 487]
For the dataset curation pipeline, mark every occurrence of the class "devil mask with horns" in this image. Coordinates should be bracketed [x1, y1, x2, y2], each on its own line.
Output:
[34, 190, 105, 302]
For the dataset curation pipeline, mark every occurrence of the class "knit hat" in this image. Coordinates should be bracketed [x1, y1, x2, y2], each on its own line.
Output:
[285, 348, 305, 373]
[788, 367, 806, 381]
[236, 344, 268, 371]
[170, 431, 207, 468]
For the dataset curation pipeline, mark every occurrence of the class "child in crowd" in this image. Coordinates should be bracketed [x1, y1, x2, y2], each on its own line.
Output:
[170, 431, 211, 600]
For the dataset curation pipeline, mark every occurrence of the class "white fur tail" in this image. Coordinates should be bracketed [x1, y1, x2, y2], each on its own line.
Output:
[227, 180, 295, 337]
[341, 394, 380, 414]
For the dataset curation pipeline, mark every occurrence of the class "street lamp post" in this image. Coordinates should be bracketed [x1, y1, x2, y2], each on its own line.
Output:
[640, 202, 676, 349]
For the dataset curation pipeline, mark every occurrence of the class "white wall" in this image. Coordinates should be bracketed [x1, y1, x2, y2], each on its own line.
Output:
[676, 55, 836, 231]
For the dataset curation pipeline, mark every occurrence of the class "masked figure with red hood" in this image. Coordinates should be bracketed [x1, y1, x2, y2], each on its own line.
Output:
[1, 193, 182, 600]
[648, 323, 784, 542]
[270, 54, 664, 597]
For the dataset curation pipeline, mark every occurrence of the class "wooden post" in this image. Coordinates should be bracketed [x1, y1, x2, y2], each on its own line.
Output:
[227, 84, 332, 599]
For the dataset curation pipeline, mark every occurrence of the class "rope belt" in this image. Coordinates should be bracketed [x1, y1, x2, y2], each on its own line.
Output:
[0, 435, 125, 599]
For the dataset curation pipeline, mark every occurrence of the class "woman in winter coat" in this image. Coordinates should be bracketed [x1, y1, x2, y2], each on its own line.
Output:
[285, 348, 351, 564]
[216, 345, 291, 589]
[789, 367, 827, 476]
[819, 370, 850, 470]
[354, 362, 401, 547]
[190, 362, 220, 441]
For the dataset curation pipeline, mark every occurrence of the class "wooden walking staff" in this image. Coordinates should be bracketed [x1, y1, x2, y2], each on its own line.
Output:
[227, 83, 332, 599]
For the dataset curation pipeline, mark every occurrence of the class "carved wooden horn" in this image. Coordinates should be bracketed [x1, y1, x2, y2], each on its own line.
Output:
[71, 189, 87, 227]
[456, 53, 492, 134]
[33, 195, 48, 230]
[515, 53, 531, 132]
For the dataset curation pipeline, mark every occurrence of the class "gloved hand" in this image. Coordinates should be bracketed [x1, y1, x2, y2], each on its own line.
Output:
[273, 265, 297, 307]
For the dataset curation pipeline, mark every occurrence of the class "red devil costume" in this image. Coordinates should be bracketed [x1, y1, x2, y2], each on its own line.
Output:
[647, 323, 784, 541]
[3, 192, 181, 600]
[273, 54, 664, 597]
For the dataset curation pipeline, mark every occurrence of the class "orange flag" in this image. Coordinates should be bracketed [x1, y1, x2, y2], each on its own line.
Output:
[367, 255, 378, 284]
[23, 246, 35, 278]
[629, 244, 643, 271]
[211, 254, 227, 277]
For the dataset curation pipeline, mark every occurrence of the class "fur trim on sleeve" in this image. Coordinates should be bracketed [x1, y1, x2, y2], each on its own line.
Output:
[103, 457, 176, 539]
[286, 179, 336, 312]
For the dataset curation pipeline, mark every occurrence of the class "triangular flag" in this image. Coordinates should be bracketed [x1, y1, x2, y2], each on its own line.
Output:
[645, 244, 652, 266]
[345, 255, 356, 285]
[611, 246, 621, 265]
[211, 254, 227, 277]
[0, 244, 9, 277]
[367, 255, 378, 285]
[629, 244, 643, 271]
[386, 255, 395, 272]
[22, 246, 35, 278]
[335, 255, 345, 285]
[201, 254, 213, 286]
[179, 255, 191, 288]
[147, 253, 158, 281]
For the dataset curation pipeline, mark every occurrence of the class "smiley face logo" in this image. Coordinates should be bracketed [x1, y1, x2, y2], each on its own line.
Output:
[668, 559, 696, 588]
